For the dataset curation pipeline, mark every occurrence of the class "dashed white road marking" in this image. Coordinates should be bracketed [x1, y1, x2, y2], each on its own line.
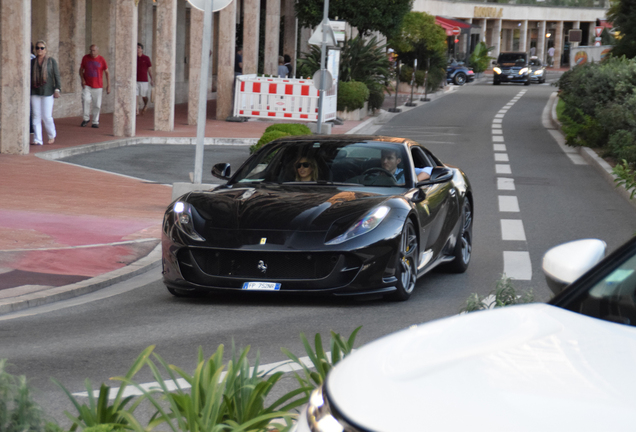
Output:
[492, 129, 503, 135]
[493, 144, 506, 151]
[498, 195, 520, 212]
[493, 118, 503, 124]
[497, 177, 515, 190]
[503, 251, 532, 280]
[492, 123, 502, 129]
[501, 219, 527, 241]
[495, 113, 505, 118]
[494, 153, 509, 162]
[496, 164, 512, 174]
[492, 136, 504, 142]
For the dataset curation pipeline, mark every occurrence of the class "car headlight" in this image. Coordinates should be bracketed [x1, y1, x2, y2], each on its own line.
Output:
[534, 70, 543, 75]
[326, 206, 390, 245]
[173, 201, 205, 241]
[519, 67, 528, 75]
[305, 386, 347, 432]
[493, 67, 501, 74]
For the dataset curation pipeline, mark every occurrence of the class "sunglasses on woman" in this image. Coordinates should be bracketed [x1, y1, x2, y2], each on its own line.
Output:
[296, 162, 311, 169]
[36, 46, 46, 50]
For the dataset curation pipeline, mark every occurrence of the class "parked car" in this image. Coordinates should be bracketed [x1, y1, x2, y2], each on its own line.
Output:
[446, 61, 475, 85]
[492, 51, 530, 85]
[162, 135, 473, 301]
[528, 56, 546, 83]
[293, 236, 636, 431]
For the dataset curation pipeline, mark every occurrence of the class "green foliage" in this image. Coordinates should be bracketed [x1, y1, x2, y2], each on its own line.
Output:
[367, 82, 386, 111]
[469, 42, 493, 74]
[613, 159, 636, 199]
[83, 426, 117, 432]
[294, 0, 412, 38]
[54, 346, 154, 431]
[0, 359, 55, 432]
[281, 327, 361, 397]
[250, 131, 290, 155]
[337, 81, 369, 112]
[460, 275, 534, 313]
[265, 123, 312, 136]
[608, 0, 636, 58]
[389, 12, 447, 92]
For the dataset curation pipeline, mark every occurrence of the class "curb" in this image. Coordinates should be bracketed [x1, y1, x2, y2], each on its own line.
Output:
[0, 244, 162, 316]
[548, 93, 636, 212]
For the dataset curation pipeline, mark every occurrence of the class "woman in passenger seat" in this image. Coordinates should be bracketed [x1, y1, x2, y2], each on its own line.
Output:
[295, 157, 319, 181]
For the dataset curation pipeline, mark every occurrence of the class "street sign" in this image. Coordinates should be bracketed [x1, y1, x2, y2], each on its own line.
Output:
[595, 41, 602, 46]
[595, 37, 602, 41]
[312, 69, 333, 92]
[452, 26, 461, 36]
[595, 26, 604, 37]
[187, 0, 233, 12]
[308, 19, 338, 47]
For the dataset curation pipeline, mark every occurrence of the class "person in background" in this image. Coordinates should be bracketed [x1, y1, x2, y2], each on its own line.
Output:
[235, 46, 243, 76]
[79, 44, 110, 128]
[277, 56, 288, 78]
[284, 54, 293, 78]
[30, 43, 35, 141]
[547, 46, 555, 67]
[30, 40, 61, 145]
[136, 43, 153, 115]
[529, 45, 536, 57]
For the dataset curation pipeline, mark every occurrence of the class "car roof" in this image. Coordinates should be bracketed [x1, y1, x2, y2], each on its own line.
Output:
[272, 135, 413, 145]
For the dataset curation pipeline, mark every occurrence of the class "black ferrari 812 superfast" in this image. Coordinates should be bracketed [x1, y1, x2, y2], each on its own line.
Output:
[162, 135, 473, 301]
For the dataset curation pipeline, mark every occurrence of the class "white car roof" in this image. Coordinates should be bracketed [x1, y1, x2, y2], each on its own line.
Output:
[327, 304, 636, 432]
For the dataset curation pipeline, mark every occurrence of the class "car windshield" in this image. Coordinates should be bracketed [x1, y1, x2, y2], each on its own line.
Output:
[565, 252, 636, 326]
[529, 59, 542, 66]
[230, 140, 413, 187]
[498, 54, 527, 65]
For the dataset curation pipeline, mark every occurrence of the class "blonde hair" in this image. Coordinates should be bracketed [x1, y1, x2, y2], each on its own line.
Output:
[295, 157, 318, 181]
[35, 40, 47, 48]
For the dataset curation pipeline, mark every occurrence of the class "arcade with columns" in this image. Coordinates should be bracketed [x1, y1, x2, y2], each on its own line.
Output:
[0, 0, 300, 155]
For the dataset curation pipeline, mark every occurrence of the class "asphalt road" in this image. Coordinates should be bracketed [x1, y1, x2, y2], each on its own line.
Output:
[3, 76, 636, 426]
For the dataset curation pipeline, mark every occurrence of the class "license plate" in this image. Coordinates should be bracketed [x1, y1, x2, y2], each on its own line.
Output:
[507, 75, 514, 79]
[242, 282, 281, 291]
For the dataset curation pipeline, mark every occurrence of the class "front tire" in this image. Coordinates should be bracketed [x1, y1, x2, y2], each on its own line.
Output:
[389, 220, 418, 301]
[524, 79, 531, 86]
[446, 199, 472, 273]
[493, 80, 500, 85]
[454, 73, 466, 86]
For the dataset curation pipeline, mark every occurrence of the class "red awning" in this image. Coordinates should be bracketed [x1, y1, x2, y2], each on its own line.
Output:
[598, 19, 613, 29]
[435, 16, 471, 37]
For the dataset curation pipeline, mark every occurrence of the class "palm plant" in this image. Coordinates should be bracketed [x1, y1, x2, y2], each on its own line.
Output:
[460, 275, 534, 313]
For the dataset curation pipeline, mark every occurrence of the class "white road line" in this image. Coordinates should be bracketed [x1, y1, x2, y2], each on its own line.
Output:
[492, 136, 504, 142]
[494, 113, 505, 118]
[492, 123, 502, 129]
[503, 251, 532, 280]
[492, 129, 503, 135]
[496, 164, 512, 174]
[501, 219, 526, 241]
[497, 177, 515, 190]
[493, 119, 503, 124]
[498, 195, 520, 212]
[493, 144, 506, 151]
[494, 153, 509, 162]
[73, 355, 318, 400]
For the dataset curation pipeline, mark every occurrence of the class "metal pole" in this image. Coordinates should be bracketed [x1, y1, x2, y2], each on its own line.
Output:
[421, 57, 430, 102]
[316, 0, 329, 134]
[405, 59, 417, 107]
[193, 0, 213, 184]
[388, 60, 401, 113]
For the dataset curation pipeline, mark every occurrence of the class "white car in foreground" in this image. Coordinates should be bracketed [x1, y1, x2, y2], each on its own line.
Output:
[293, 237, 636, 432]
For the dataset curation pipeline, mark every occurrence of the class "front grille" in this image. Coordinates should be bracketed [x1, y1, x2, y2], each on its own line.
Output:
[185, 249, 351, 280]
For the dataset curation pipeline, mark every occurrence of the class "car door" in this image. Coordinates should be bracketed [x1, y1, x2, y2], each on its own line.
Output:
[410, 146, 459, 257]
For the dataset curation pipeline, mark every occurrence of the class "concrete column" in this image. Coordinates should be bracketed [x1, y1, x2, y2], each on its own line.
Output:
[31, 0, 60, 60]
[480, 19, 487, 43]
[59, 0, 86, 95]
[554, 20, 564, 68]
[155, 0, 177, 131]
[1, 1, 31, 155]
[176, 0, 186, 82]
[298, 26, 311, 72]
[537, 20, 546, 65]
[283, 0, 297, 76]
[243, 0, 260, 75]
[520, 20, 528, 53]
[572, 20, 580, 48]
[113, 0, 137, 137]
[188, 7, 203, 125]
[264, 0, 280, 75]
[138, 0, 154, 56]
[492, 19, 502, 59]
[216, 0, 236, 120]
[89, 0, 112, 65]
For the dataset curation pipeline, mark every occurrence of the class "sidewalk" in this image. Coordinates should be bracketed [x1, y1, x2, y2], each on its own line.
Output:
[0, 99, 385, 315]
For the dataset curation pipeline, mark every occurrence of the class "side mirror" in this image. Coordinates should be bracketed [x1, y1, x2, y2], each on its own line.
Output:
[542, 239, 606, 295]
[212, 163, 231, 180]
[418, 167, 453, 185]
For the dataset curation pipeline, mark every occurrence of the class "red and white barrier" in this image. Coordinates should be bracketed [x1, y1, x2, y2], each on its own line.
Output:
[233, 74, 337, 122]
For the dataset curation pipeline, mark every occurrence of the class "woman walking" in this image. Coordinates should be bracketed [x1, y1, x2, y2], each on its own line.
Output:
[31, 40, 61, 145]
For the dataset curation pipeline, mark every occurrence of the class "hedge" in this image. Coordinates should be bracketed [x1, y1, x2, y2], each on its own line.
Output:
[250, 123, 312, 154]
[337, 80, 369, 112]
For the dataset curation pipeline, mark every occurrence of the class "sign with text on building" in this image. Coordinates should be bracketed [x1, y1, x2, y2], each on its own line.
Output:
[474, 6, 503, 18]
[330, 21, 346, 42]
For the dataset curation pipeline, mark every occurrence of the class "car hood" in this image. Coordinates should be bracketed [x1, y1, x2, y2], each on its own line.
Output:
[186, 184, 392, 231]
[327, 304, 636, 431]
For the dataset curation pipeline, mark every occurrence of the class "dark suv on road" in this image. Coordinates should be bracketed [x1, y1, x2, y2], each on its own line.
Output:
[492, 52, 530, 86]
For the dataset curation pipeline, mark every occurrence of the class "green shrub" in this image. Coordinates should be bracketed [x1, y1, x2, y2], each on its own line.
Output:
[250, 130, 290, 154]
[367, 82, 385, 111]
[460, 275, 534, 313]
[264, 123, 312, 136]
[613, 159, 636, 200]
[337, 81, 369, 112]
[609, 130, 636, 163]
[469, 42, 492, 74]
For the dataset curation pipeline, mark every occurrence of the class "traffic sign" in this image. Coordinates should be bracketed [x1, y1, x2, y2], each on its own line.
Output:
[595, 26, 603, 37]
[452, 26, 461, 36]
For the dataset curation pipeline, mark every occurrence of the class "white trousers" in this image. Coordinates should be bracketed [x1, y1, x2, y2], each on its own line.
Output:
[31, 95, 56, 145]
[82, 86, 103, 124]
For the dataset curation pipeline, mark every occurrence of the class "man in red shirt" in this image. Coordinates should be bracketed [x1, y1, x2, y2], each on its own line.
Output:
[137, 43, 154, 115]
[79, 45, 110, 128]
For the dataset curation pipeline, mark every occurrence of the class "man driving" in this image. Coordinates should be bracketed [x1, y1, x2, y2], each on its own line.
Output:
[381, 148, 432, 183]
